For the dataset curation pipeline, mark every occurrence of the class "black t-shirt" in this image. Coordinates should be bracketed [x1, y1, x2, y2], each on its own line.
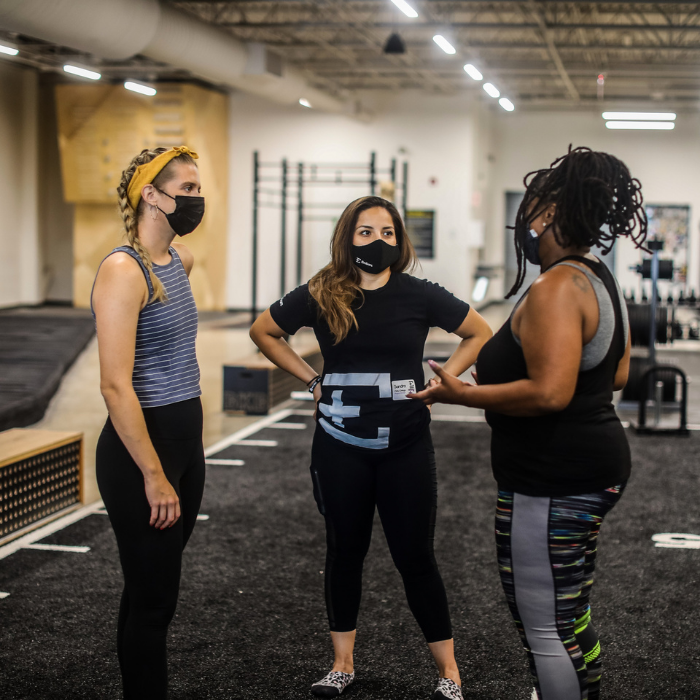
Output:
[270, 273, 470, 452]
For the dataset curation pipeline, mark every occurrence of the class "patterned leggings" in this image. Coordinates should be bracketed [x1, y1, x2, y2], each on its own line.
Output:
[495, 484, 625, 700]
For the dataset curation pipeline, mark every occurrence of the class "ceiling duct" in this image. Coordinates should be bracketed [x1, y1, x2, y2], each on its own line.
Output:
[0, 0, 347, 113]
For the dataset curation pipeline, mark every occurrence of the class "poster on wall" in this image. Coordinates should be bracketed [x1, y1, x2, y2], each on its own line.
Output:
[645, 204, 690, 283]
[406, 210, 435, 259]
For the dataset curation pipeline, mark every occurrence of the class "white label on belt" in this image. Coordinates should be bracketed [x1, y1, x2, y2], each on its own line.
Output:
[392, 379, 416, 401]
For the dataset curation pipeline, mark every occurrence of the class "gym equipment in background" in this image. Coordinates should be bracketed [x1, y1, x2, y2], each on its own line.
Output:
[250, 152, 409, 323]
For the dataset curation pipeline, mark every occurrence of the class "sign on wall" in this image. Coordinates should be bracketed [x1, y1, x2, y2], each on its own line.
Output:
[406, 210, 435, 259]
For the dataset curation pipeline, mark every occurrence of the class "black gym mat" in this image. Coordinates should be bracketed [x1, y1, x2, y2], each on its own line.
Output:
[0, 416, 698, 699]
[0, 312, 95, 430]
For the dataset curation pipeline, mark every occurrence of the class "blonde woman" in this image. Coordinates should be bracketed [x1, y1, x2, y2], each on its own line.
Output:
[250, 196, 492, 699]
[91, 146, 205, 699]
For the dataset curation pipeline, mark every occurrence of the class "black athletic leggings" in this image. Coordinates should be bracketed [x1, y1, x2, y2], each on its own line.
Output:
[310, 425, 452, 643]
[96, 397, 206, 700]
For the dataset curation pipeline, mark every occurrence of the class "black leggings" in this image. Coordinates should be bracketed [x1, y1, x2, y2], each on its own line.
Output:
[96, 398, 206, 700]
[310, 425, 452, 643]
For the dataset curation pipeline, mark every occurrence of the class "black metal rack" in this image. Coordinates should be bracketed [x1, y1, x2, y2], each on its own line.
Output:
[250, 151, 409, 323]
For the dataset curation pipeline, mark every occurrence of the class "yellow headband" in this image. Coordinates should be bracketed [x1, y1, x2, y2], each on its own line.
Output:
[127, 146, 199, 210]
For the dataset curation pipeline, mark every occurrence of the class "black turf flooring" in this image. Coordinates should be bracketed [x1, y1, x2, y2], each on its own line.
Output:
[1, 416, 699, 699]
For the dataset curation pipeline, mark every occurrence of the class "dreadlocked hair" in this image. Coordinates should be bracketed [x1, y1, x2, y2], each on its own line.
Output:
[507, 145, 648, 298]
[116, 148, 197, 303]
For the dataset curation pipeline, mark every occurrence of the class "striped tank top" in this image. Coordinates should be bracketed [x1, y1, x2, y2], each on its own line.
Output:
[92, 245, 201, 408]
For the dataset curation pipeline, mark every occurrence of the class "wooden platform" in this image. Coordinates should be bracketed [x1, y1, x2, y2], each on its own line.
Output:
[0, 428, 84, 540]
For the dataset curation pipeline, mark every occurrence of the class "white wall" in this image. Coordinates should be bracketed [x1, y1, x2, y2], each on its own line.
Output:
[227, 90, 489, 310]
[485, 109, 700, 300]
[0, 60, 40, 308]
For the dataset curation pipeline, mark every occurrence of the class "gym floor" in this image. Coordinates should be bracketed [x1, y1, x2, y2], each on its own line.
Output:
[1, 303, 698, 699]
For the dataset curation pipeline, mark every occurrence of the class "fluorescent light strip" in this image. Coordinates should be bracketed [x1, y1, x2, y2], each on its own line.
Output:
[603, 111, 676, 121]
[483, 82, 500, 98]
[63, 64, 101, 80]
[0, 44, 18, 56]
[391, 0, 418, 18]
[464, 64, 483, 81]
[124, 81, 156, 96]
[499, 97, 515, 112]
[605, 121, 675, 130]
[433, 35, 456, 54]
[299, 98, 312, 108]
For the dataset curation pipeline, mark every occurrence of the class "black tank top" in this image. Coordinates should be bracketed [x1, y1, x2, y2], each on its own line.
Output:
[475, 255, 631, 497]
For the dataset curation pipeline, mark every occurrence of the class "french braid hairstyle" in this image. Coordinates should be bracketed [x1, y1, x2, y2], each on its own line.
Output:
[116, 148, 197, 303]
[507, 145, 648, 298]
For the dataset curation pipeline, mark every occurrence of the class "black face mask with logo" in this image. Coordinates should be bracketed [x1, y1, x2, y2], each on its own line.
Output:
[352, 239, 401, 274]
[156, 188, 205, 236]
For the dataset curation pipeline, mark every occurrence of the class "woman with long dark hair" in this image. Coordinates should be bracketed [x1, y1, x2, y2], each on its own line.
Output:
[250, 195, 492, 699]
[410, 147, 646, 700]
[91, 146, 206, 699]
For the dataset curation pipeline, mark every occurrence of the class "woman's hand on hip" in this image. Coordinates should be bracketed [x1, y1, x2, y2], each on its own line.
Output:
[144, 472, 181, 529]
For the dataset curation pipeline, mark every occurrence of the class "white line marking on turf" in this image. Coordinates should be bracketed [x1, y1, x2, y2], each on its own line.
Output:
[196, 514, 210, 521]
[0, 500, 104, 562]
[205, 458, 245, 466]
[204, 408, 293, 456]
[0, 592, 9, 599]
[292, 409, 315, 416]
[268, 422, 307, 430]
[290, 391, 314, 401]
[236, 439, 278, 447]
[24, 544, 90, 553]
[430, 414, 486, 423]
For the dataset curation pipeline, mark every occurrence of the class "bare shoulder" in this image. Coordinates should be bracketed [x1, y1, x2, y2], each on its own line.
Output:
[532, 264, 592, 302]
[94, 252, 148, 306]
[172, 242, 194, 275]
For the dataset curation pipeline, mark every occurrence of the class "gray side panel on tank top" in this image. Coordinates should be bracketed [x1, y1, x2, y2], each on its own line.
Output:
[511, 261, 628, 371]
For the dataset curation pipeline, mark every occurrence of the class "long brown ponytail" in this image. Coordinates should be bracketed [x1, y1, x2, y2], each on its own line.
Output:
[116, 148, 197, 303]
[309, 196, 417, 344]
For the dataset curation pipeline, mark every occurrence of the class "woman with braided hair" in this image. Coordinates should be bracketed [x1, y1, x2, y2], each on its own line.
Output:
[410, 146, 647, 700]
[91, 146, 206, 699]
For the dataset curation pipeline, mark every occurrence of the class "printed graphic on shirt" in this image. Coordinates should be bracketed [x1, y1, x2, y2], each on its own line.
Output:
[318, 373, 391, 449]
[391, 379, 416, 401]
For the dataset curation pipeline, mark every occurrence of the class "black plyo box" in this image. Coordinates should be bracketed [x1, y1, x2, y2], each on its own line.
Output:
[223, 366, 270, 415]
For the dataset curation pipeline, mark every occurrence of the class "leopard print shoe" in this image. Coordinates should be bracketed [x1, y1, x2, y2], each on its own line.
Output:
[431, 677, 463, 700]
[310, 670, 355, 697]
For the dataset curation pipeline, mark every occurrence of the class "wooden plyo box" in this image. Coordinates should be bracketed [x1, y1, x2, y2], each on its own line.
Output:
[0, 429, 84, 540]
[223, 337, 323, 415]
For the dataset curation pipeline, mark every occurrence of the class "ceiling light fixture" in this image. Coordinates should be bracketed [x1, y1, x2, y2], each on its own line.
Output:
[499, 97, 515, 112]
[384, 32, 407, 54]
[605, 121, 675, 130]
[63, 64, 101, 80]
[433, 35, 456, 55]
[390, 0, 418, 18]
[125, 81, 157, 96]
[299, 98, 312, 108]
[0, 42, 18, 56]
[602, 112, 676, 121]
[483, 82, 500, 98]
[464, 64, 483, 81]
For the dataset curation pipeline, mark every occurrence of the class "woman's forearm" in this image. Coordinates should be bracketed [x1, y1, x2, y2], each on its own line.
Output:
[252, 333, 319, 385]
[102, 387, 164, 478]
[458, 379, 571, 416]
[441, 337, 484, 378]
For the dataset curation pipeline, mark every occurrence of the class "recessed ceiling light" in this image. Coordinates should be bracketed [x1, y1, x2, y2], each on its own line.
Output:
[299, 98, 312, 108]
[483, 83, 500, 98]
[602, 112, 676, 121]
[433, 35, 456, 55]
[124, 81, 157, 96]
[63, 64, 101, 80]
[0, 42, 18, 56]
[605, 121, 675, 130]
[464, 64, 483, 81]
[390, 0, 418, 18]
[499, 97, 515, 112]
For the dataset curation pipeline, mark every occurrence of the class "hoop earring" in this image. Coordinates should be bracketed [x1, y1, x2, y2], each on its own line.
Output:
[150, 205, 158, 221]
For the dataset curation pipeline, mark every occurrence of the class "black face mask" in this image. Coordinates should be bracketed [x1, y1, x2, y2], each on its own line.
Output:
[352, 239, 400, 274]
[156, 188, 205, 236]
[516, 222, 547, 266]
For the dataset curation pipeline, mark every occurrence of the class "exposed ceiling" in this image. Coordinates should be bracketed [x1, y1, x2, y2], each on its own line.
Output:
[3, 1, 699, 111]
[169, 0, 700, 110]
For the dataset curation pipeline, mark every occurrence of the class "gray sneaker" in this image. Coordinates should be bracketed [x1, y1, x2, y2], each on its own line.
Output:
[431, 678, 463, 700]
[311, 670, 355, 697]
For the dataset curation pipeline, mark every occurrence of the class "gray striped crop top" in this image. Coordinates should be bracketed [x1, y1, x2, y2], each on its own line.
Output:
[91, 246, 201, 408]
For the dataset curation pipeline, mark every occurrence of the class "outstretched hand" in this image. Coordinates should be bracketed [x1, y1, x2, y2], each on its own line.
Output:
[407, 360, 472, 406]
